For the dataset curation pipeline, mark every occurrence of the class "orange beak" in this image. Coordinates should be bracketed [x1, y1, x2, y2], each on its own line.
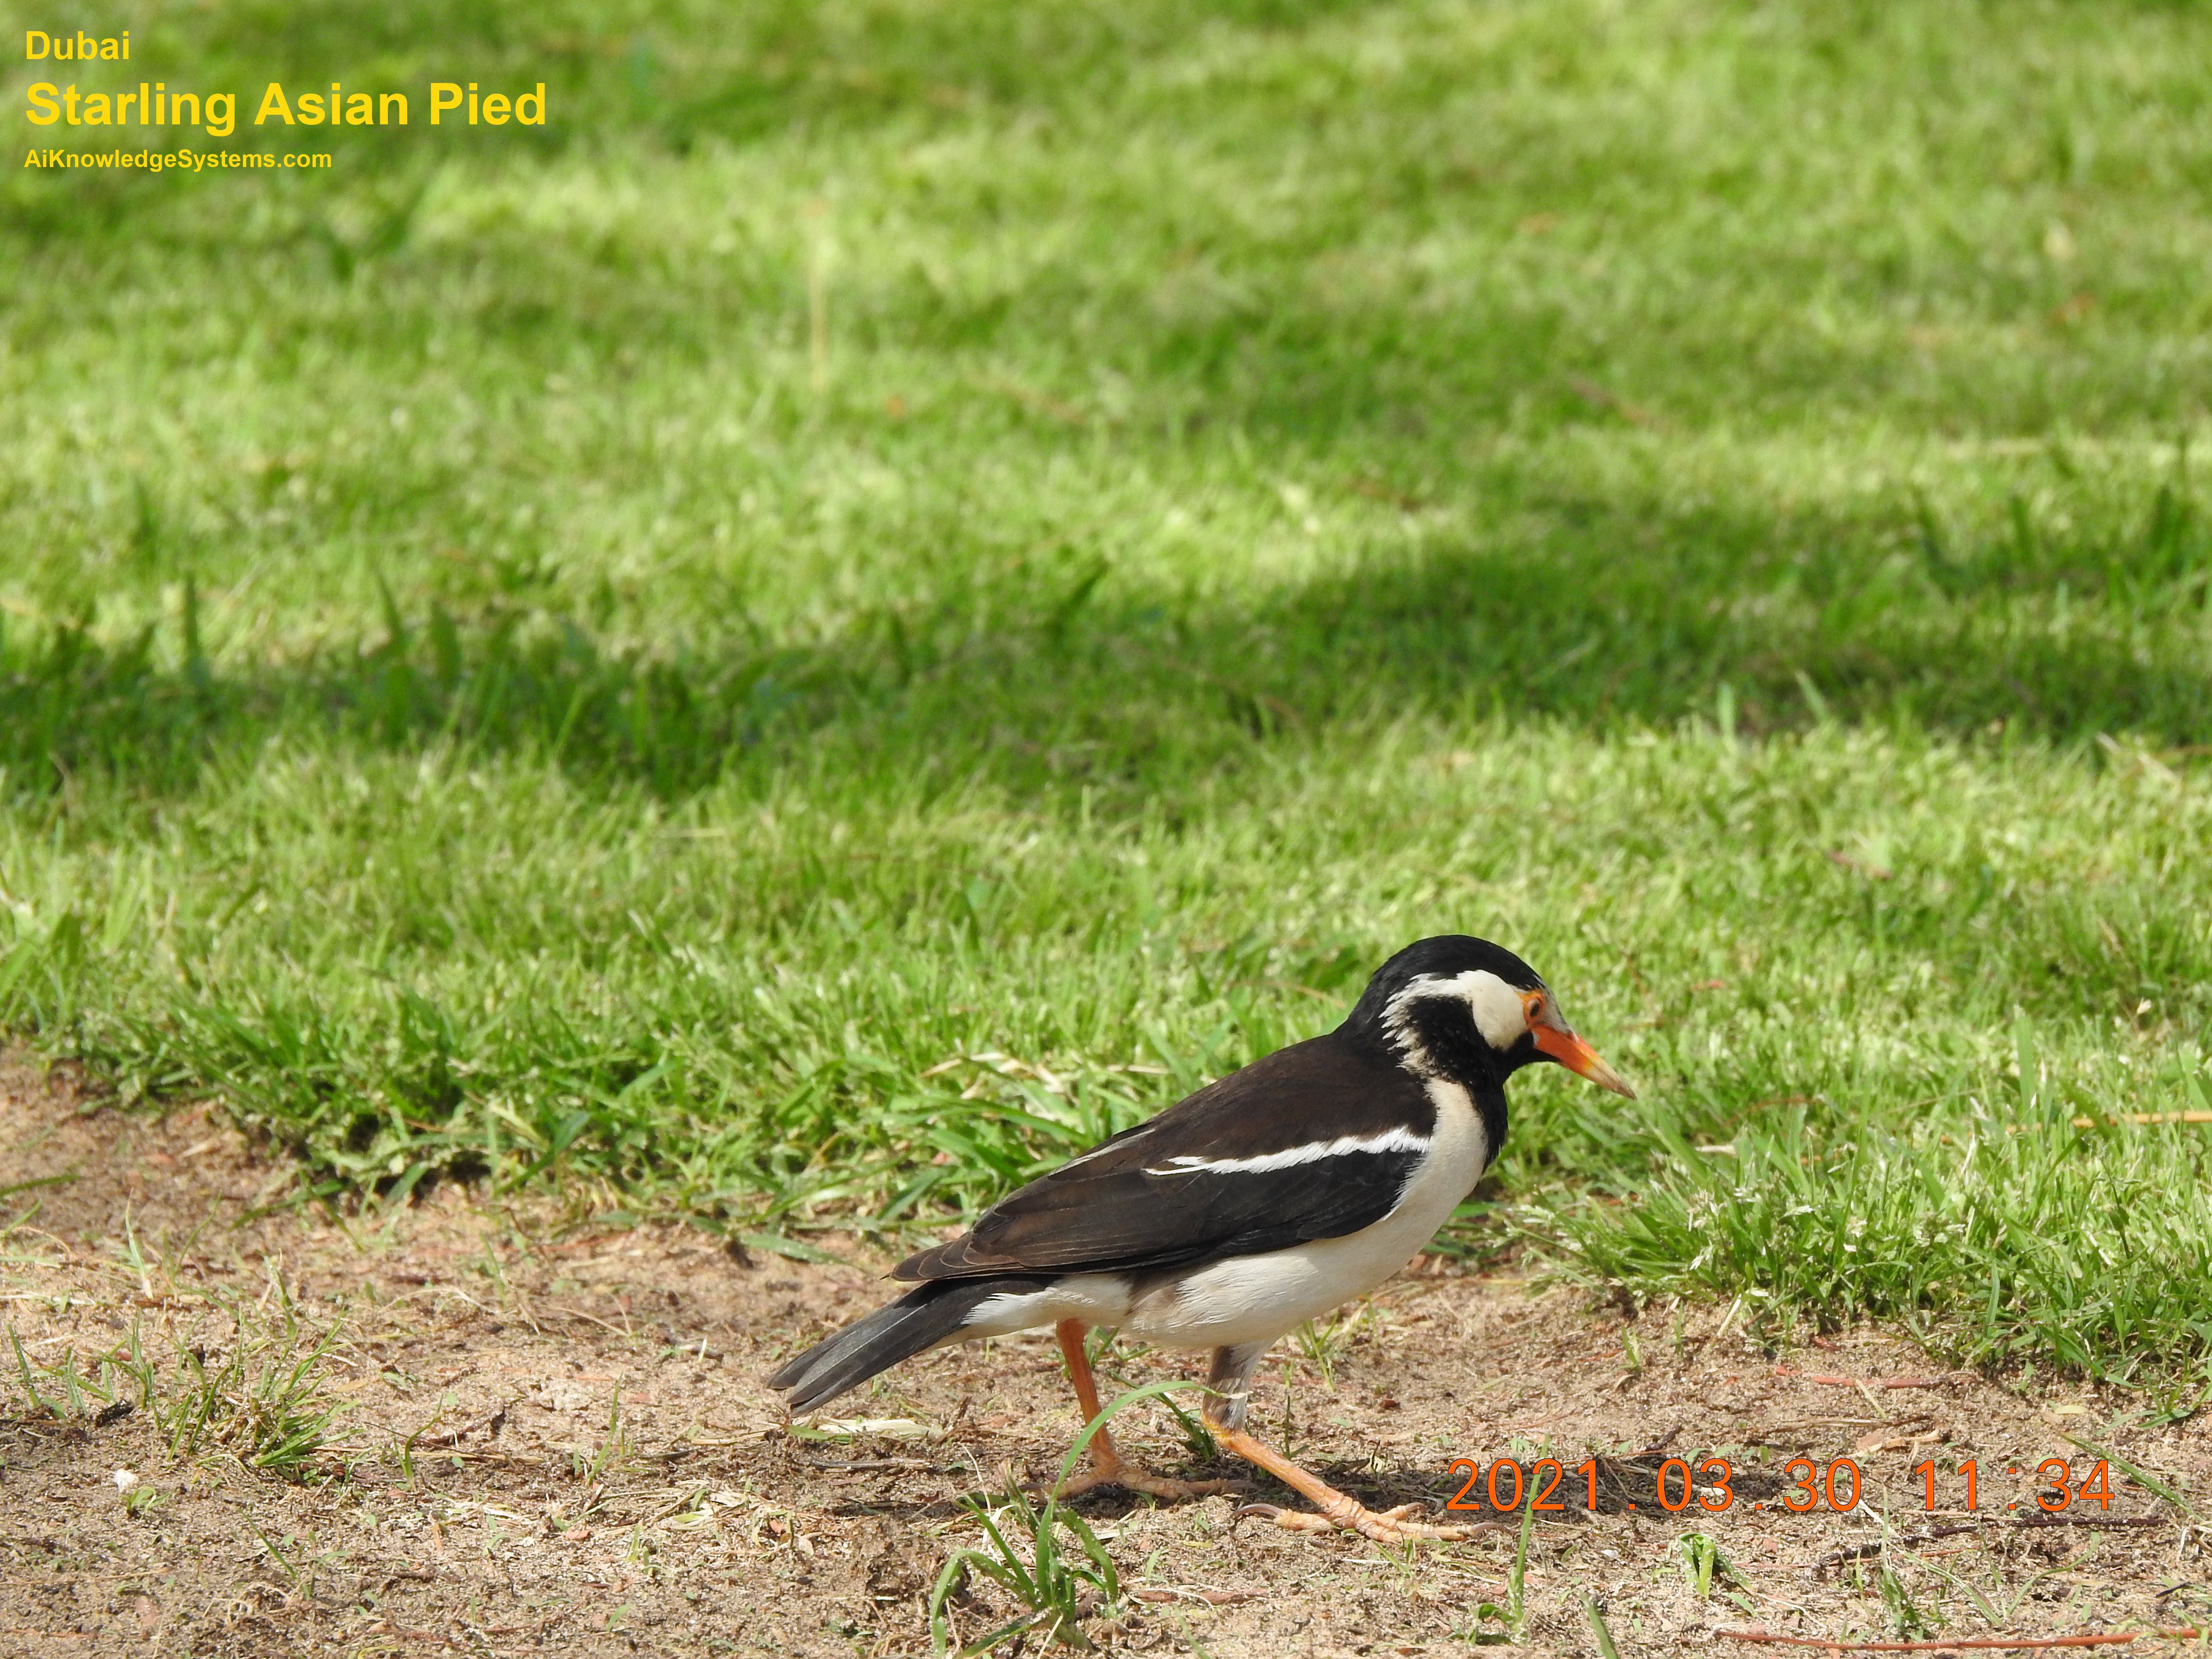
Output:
[1529, 1009, 1636, 1099]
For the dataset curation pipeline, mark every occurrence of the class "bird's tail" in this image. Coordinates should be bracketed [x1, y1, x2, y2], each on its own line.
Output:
[766, 1276, 1053, 1414]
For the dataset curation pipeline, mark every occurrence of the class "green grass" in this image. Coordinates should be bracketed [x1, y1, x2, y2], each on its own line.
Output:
[4, 0, 2211, 1385]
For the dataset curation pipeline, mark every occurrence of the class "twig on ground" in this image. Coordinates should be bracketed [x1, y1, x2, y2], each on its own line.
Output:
[1812, 1514, 2169, 1572]
[1716, 1628, 2203, 1651]
[542, 1305, 633, 1334]
[1811, 1525, 1978, 1570]
[1566, 376, 1661, 428]
[802, 1455, 939, 1472]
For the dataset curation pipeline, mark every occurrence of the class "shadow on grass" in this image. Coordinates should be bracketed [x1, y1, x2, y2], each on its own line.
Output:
[7, 474, 2208, 805]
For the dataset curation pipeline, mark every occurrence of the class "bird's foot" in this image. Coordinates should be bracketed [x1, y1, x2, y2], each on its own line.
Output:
[1238, 1498, 1512, 1543]
[1053, 1459, 1244, 1503]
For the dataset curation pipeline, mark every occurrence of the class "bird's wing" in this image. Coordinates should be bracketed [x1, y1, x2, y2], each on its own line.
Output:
[894, 1034, 1439, 1281]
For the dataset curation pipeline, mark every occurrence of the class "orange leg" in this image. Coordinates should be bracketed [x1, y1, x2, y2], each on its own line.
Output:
[1048, 1321, 1239, 1502]
[1214, 1424, 1512, 1543]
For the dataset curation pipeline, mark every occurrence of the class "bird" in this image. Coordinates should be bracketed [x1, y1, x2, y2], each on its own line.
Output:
[765, 935, 1634, 1542]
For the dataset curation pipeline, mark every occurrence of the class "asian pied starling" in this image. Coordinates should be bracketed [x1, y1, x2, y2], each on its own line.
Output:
[766, 935, 1634, 1542]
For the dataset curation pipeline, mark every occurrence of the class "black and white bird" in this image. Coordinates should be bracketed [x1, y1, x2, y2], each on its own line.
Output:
[766, 936, 1634, 1541]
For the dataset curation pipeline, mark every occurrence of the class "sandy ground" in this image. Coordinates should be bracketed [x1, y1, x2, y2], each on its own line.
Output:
[3, 1055, 2209, 1657]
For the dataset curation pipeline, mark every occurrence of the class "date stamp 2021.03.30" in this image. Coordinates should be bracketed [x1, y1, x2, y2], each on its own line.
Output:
[1444, 1453, 2128, 1516]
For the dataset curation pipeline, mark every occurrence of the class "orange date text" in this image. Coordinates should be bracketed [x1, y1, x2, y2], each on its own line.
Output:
[1442, 1456, 2118, 1515]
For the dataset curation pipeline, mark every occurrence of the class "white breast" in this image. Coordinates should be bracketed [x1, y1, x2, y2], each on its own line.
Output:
[1118, 1079, 1491, 1351]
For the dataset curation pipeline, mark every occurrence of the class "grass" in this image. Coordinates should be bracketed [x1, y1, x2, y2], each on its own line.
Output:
[6, 1296, 344, 1483]
[3, 0, 2211, 1386]
[1583, 1597, 1623, 1659]
[124, 1305, 346, 1477]
[926, 1380, 1199, 1652]
[929, 1474, 1122, 1655]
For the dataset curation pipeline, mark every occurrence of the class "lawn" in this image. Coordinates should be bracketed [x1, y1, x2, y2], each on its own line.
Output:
[4, 0, 2211, 1393]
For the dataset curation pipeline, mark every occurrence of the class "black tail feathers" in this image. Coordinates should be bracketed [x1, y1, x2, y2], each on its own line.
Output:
[766, 1276, 1052, 1414]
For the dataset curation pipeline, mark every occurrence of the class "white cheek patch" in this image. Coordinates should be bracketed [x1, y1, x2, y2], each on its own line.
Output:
[1455, 969, 1532, 1046]
[1386, 968, 1533, 1051]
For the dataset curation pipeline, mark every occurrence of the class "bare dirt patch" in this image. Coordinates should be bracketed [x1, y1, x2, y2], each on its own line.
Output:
[3, 1057, 2207, 1656]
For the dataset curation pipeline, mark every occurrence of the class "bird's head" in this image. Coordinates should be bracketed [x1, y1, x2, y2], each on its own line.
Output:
[1346, 935, 1635, 1098]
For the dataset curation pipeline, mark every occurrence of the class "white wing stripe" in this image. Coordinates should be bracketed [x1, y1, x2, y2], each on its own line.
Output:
[1056, 1124, 1153, 1169]
[1142, 1126, 1431, 1178]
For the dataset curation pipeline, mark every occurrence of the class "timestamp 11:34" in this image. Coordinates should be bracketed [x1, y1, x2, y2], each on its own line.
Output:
[1443, 1455, 2123, 1515]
